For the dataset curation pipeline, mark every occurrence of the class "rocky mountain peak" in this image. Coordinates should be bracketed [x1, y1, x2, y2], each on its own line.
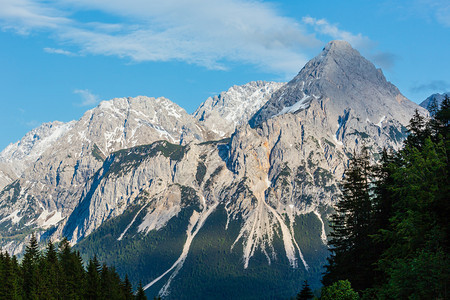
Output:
[324, 39, 353, 50]
[420, 92, 449, 111]
[250, 40, 424, 128]
[306, 40, 387, 90]
[193, 81, 285, 137]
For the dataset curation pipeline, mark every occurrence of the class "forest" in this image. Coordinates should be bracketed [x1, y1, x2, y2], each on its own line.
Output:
[0, 235, 150, 299]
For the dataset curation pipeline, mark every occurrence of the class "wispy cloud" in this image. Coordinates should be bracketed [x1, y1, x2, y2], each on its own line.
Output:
[74, 89, 100, 106]
[301, 16, 398, 70]
[0, 0, 71, 34]
[411, 0, 450, 27]
[0, 0, 323, 75]
[411, 80, 450, 93]
[0, 0, 392, 75]
[302, 17, 374, 49]
[432, 1, 450, 27]
[44, 47, 77, 56]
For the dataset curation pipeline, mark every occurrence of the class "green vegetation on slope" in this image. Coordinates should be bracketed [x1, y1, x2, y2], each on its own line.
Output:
[0, 235, 141, 299]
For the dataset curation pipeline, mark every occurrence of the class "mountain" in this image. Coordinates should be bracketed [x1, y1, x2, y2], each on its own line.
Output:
[0, 41, 425, 299]
[0, 121, 74, 190]
[194, 81, 285, 137]
[420, 92, 449, 111]
[251, 40, 420, 128]
[0, 96, 209, 254]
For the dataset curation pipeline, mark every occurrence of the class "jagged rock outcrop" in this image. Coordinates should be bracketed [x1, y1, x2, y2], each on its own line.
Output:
[194, 81, 285, 137]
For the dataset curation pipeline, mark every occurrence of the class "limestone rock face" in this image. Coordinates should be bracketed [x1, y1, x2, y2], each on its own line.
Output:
[194, 81, 284, 137]
[0, 121, 75, 190]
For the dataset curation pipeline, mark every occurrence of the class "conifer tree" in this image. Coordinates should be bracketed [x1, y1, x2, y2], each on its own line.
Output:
[40, 241, 61, 299]
[135, 281, 148, 300]
[323, 148, 377, 291]
[297, 280, 314, 300]
[59, 238, 86, 299]
[85, 257, 101, 299]
[0, 251, 18, 299]
[3, 235, 136, 300]
[10, 255, 22, 299]
[122, 274, 134, 300]
[21, 233, 41, 299]
[405, 109, 429, 149]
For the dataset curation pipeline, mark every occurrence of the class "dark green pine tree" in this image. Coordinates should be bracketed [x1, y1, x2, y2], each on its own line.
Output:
[10, 255, 22, 299]
[323, 148, 377, 291]
[404, 109, 429, 149]
[38, 241, 61, 299]
[1, 235, 136, 300]
[297, 280, 314, 300]
[122, 274, 134, 300]
[0, 251, 20, 299]
[100, 264, 124, 300]
[135, 281, 148, 300]
[21, 233, 41, 299]
[58, 237, 85, 299]
[85, 256, 101, 300]
[431, 95, 450, 251]
[377, 137, 449, 299]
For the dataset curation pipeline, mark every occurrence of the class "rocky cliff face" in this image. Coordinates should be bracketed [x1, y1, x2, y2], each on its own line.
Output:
[194, 81, 285, 137]
[0, 41, 426, 298]
[0, 121, 75, 190]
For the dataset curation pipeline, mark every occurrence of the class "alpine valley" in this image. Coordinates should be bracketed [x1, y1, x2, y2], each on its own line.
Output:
[0, 41, 427, 299]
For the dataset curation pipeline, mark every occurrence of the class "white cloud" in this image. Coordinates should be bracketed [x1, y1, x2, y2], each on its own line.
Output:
[1, 1, 389, 75]
[44, 47, 76, 56]
[0, 0, 70, 33]
[302, 16, 374, 49]
[0, 0, 323, 75]
[302, 16, 400, 70]
[74, 89, 100, 106]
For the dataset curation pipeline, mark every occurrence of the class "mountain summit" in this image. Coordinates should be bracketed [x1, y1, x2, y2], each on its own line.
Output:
[250, 40, 421, 128]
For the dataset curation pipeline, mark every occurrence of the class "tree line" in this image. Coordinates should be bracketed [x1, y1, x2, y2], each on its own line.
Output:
[0, 235, 150, 300]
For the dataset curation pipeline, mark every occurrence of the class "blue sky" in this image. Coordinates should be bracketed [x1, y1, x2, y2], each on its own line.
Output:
[1, 0, 449, 149]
